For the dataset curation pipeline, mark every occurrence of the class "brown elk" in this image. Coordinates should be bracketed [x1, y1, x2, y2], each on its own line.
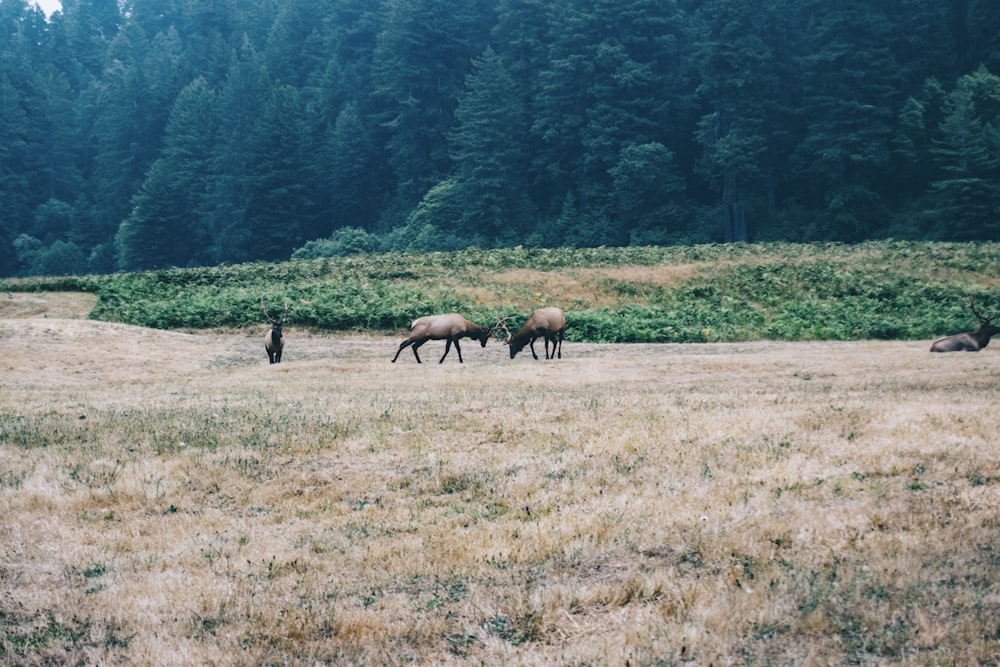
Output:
[391, 313, 492, 364]
[506, 306, 566, 360]
[262, 299, 289, 363]
[930, 299, 999, 352]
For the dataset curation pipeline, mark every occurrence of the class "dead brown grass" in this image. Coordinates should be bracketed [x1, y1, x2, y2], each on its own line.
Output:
[469, 265, 704, 309]
[0, 290, 97, 319]
[2, 294, 999, 665]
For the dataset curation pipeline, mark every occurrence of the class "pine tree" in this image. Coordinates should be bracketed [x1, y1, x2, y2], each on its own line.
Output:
[0, 73, 31, 273]
[926, 67, 1000, 239]
[370, 0, 494, 207]
[791, 0, 902, 240]
[241, 84, 314, 261]
[115, 158, 186, 270]
[610, 142, 691, 245]
[207, 38, 269, 263]
[114, 76, 221, 270]
[316, 102, 384, 234]
[447, 46, 531, 240]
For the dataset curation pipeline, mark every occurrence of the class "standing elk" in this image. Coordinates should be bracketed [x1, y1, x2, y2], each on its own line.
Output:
[262, 299, 289, 363]
[506, 306, 567, 360]
[391, 313, 492, 364]
[930, 299, 999, 352]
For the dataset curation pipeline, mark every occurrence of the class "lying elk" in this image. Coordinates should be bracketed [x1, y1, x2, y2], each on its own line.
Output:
[391, 313, 493, 364]
[930, 299, 999, 352]
[262, 299, 289, 363]
[505, 306, 567, 360]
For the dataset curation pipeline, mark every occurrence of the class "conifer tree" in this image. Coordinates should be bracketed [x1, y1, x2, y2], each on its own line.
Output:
[447, 46, 531, 240]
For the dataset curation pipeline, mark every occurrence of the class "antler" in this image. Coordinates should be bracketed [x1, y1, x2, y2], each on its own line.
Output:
[970, 298, 991, 324]
[261, 298, 288, 324]
[492, 315, 514, 341]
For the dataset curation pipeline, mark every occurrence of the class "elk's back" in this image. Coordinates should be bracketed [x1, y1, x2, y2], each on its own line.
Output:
[930, 334, 975, 352]
[529, 307, 566, 333]
[412, 313, 470, 338]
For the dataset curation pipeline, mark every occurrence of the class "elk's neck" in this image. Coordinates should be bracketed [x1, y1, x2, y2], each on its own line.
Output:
[975, 325, 997, 347]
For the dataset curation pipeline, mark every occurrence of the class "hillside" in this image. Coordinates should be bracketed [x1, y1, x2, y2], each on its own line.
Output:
[5, 1, 998, 277]
[2, 241, 999, 343]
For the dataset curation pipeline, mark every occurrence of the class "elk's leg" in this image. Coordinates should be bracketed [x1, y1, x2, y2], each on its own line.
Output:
[555, 333, 563, 359]
[441, 338, 463, 363]
[529, 337, 539, 360]
[392, 338, 414, 363]
[411, 340, 425, 363]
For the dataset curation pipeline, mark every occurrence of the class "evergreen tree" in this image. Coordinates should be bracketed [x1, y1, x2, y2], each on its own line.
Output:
[891, 77, 949, 203]
[791, 0, 901, 240]
[316, 101, 385, 233]
[264, 0, 328, 86]
[402, 179, 467, 250]
[610, 142, 691, 245]
[0, 73, 31, 273]
[926, 67, 1000, 239]
[118, 76, 219, 270]
[86, 21, 165, 249]
[370, 0, 494, 209]
[241, 84, 314, 261]
[692, 0, 811, 242]
[115, 158, 189, 270]
[447, 46, 531, 240]
[207, 38, 269, 263]
[5, 0, 1000, 277]
[24, 65, 82, 204]
[527, 0, 594, 215]
[531, 0, 696, 240]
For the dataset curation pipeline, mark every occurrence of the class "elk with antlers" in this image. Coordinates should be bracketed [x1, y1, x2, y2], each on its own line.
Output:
[503, 306, 567, 360]
[930, 299, 999, 352]
[262, 299, 289, 363]
[391, 313, 493, 364]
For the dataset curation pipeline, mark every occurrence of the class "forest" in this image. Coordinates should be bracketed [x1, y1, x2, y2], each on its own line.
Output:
[1, 0, 999, 278]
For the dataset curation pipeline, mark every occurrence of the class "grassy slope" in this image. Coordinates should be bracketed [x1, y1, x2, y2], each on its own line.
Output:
[2, 241, 999, 342]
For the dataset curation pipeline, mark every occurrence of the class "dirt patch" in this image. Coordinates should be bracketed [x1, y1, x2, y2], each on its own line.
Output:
[0, 292, 98, 319]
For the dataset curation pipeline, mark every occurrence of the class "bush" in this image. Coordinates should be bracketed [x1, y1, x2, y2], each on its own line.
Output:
[4, 241, 999, 343]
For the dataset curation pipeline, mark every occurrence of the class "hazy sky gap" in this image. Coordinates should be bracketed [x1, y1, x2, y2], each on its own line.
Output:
[34, 0, 61, 17]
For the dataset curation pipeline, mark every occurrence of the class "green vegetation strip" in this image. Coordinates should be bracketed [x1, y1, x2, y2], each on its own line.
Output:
[2, 242, 997, 343]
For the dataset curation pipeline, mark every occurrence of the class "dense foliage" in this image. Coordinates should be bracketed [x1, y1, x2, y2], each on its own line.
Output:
[2, 0, 999, 277]
[4, 241, 999, 344]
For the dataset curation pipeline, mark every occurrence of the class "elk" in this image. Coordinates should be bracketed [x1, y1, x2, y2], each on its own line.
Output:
[391, 313, 492, 364]
[262, 299, 289, 363]
[506, 306, 566, 360]
[930, 299, 999, 352]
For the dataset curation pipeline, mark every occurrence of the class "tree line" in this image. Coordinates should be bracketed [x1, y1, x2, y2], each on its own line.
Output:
[2, 0, 999, 277]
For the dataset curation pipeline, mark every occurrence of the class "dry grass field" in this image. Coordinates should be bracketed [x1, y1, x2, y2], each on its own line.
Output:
[2, 292, 999, 665]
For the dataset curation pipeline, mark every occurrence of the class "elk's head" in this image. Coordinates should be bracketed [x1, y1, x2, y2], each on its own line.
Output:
[262, 299, 289, 340]
[971, 298, 1000, 337]
[508, 339, 528, 359]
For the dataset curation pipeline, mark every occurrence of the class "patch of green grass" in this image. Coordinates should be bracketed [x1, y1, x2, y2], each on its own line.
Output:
[2, 241, 998, 342]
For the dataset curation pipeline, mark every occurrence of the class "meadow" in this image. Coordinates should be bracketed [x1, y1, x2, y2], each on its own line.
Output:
[2, 242, 1000, 665]
[2, 294, 1000, 665]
